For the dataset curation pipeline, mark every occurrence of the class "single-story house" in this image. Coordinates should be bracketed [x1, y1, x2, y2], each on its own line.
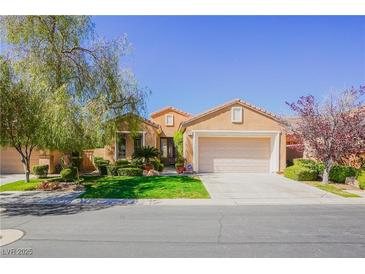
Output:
[0, 99, 287, 174]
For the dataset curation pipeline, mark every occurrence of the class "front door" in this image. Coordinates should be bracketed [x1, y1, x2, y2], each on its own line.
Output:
[160, 137, 176, 165]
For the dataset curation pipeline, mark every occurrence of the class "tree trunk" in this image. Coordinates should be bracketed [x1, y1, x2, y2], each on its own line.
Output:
[21, 156, 31, 183]
[322, 161, 333, 184]
[322, 168, 329, 183]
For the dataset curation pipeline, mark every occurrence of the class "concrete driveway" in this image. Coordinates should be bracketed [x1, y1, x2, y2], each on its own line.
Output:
[200, 173, 342, 203]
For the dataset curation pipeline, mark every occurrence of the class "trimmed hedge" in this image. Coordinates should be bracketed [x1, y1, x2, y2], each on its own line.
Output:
[329, 165, 357, 183]
[32, 165, 49, 178]
[117, 167, 143, 176]
[115, 160, 130, 166]
[357, 170, 365, 190]
[284, 165, 318, 181]
[93, 157, 110, 176]
[107, 165, 120, 176]
[60, 167, 77, 182]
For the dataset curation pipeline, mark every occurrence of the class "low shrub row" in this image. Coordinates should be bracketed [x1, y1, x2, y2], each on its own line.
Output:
[117, 167, 143, 176]
[94, 156, 164, 177]
[284, 158, 363, 184]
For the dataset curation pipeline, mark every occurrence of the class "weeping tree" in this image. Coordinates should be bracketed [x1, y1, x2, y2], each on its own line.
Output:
[286, 87, 365, 183]
[0, 16, 147, 181]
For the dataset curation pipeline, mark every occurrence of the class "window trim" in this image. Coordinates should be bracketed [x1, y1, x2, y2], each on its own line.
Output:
[231, 106, 243, 123]
[133, 133, 143, 152]
[165, 114, 174, 126]
[114, 131, 145, 160]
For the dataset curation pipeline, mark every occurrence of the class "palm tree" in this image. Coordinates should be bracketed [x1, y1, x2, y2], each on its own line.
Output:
[133, 146, 160, 164]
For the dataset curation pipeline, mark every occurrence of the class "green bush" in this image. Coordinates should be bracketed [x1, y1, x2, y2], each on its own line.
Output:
[115, 159, 130, 166]
[32, 165, 49, 178]
[117, 167, 143, 176]
[173, 130, 184, 159]
[329, 165, 357, 183]
[292, 158, 324, 174]
[107, 165, 119, 176]
[93, 157, 110, 175]
[356, 170, 365, 190]
[93, 156, 104, 165]
[293, 158, 317, 167]
[131, 158, 144, 169]
[60, 167, 78, 182]
[284, 165, 318, 181]
[150, 158, 164, 172]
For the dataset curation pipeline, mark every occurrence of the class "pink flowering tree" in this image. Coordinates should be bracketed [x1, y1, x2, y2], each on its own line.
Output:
[286, 86, 365, 183]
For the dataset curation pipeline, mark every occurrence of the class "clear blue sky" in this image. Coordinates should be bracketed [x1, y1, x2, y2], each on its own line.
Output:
[67, 16, 365, 116]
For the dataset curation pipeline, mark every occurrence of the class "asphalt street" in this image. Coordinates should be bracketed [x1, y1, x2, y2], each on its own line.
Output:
[1, 204, 365, 257]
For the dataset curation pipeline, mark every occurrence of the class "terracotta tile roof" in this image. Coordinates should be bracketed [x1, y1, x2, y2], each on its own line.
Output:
[150, 106, 193, 118]
[180, 98, 281, 128]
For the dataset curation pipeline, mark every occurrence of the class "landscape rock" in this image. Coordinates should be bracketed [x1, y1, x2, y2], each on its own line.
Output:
[345, 177, 359, 188]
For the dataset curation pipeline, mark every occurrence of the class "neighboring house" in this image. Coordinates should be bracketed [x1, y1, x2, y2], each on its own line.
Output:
[0, 147, 63, 174]
[0, 98, 287, 174]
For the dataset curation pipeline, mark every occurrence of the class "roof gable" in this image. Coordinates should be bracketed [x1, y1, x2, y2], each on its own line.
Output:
[150, 106, 192, 119]
[181, 99, 280, 128]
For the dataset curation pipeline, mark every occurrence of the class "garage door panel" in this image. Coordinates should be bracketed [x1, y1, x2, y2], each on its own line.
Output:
[198, 137, 270, 173]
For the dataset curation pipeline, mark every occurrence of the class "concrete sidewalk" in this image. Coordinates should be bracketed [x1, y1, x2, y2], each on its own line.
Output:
[1, 190, 365, 207]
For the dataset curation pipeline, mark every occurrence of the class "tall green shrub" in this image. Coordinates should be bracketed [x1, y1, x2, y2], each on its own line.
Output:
[173, 130, 184, 161]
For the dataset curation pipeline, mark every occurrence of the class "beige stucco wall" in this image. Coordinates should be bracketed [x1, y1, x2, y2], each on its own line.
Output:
[183, 103, 286, 172]
[0, 147, 41, 174]
[102, 120, 160, 163]
[151, 110, 190, 137]
[0, 147, 64, 174]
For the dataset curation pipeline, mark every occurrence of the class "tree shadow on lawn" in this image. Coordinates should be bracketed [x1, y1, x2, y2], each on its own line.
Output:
[79, 176, 208, 199]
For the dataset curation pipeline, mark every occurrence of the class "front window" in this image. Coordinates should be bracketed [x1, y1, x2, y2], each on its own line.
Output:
[231, 107, 243, 123]
[160, 138, 168, 158]
[165, 114, 174, 126]
[116, 133, 127, 159]
[134, 133, 143, 152]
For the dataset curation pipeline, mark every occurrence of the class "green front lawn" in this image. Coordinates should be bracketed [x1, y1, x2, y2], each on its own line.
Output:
[0, 178, 44, 192]
[79, 176, 210, 199]
[303, 181, 360, 198]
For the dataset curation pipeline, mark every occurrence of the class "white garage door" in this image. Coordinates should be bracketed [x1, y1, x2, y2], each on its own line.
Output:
[198, 137, 271, 173]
